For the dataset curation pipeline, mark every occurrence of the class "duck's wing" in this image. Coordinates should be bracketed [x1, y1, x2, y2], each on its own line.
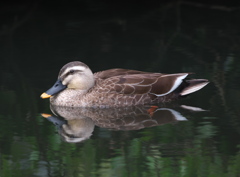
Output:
[95, 73, 189, 96]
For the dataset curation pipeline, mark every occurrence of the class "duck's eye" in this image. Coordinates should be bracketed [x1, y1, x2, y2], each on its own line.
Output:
[69, 70, 75, 74]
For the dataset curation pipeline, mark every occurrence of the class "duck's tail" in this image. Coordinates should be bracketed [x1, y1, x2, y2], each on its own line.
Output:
[180, 79, 209, 96]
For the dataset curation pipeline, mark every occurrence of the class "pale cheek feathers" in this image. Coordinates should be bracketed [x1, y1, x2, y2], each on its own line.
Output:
[62, 75, 79, 88]
[62, 76, 71, 86]
[67, 77, 82, 89]
[66, 76, 90, 89]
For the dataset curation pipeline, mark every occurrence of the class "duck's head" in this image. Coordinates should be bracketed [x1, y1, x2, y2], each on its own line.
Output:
[41, 61, 94, 99]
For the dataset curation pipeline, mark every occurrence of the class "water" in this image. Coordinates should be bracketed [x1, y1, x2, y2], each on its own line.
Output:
[1, 1, 240, 177]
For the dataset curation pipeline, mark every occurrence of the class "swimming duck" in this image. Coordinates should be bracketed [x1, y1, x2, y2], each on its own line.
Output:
[41, 61, 209, 107]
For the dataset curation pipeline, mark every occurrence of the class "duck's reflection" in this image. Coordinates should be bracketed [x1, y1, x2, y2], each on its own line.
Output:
[42, 104, 204, 143]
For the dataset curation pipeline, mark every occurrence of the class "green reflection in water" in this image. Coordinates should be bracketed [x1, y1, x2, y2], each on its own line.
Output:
[1, 102, 240, 177]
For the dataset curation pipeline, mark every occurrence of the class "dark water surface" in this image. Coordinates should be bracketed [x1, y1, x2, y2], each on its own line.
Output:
[1, 1, 240, 177]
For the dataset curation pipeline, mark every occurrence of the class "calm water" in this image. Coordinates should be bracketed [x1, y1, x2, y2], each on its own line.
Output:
[1, 2, 240, 177]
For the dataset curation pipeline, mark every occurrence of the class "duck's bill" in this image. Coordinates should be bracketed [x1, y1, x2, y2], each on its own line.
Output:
[40, 79, 67, 99]
[41, 92, 52, 99]
[41, 113, 67, 126]
[41, 113, 52, 118]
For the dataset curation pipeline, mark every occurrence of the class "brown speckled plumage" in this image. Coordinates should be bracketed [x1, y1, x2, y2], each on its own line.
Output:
[50, 105, 187, 131]
[41, 61, 209, 107]
[46, 105, 188, 142]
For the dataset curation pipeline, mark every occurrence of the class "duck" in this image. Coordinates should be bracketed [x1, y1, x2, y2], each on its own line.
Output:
[40, 61, 209, 107]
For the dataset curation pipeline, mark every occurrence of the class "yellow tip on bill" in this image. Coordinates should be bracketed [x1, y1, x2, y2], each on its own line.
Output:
[41, 113, 52, 118]
[40, 92, 51, 99]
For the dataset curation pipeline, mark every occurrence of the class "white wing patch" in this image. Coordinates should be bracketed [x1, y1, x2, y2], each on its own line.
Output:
[154, 74, 188, 97]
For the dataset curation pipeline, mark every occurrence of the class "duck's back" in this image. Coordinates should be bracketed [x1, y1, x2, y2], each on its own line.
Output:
[94, 68, 152, 79]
